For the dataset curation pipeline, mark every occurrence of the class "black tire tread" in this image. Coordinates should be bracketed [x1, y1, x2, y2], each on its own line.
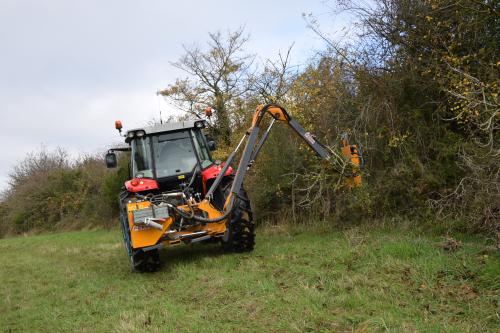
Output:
[220, 177, 255, 253]
[120, 194, 161, 273]
[130, 249, 161, 273]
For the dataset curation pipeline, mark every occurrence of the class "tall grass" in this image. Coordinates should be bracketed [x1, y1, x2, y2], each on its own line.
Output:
[1, 223, 499, 332]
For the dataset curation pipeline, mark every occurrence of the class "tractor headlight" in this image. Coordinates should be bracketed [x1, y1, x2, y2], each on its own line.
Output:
[203, 120, 208, 127]
[127, 132, 135, 138]
[136, 130, 145, 137]
[195, 121, 205, 128]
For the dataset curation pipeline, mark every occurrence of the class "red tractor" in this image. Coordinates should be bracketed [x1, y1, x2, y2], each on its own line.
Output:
[106, 104, 363, 272]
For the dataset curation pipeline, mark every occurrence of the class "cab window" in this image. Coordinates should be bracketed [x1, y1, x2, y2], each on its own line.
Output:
[131, 137, 153, 178]
[152, 131, 198, 178]
[193, 129, 213, 169]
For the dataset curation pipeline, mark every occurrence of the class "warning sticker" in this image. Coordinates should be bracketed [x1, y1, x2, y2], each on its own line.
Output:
[133, 225, 151, 231]
[304, 132, 315, 144]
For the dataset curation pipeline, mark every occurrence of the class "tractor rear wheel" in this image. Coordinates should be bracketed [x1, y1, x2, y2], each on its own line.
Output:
[219, 178, 255, 253]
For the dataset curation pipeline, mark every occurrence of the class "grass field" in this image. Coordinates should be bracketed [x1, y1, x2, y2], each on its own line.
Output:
[1, 223, 499, 332]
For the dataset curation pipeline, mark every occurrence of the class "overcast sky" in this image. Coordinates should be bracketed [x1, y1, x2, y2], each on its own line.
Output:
[0, 0, 339, 188]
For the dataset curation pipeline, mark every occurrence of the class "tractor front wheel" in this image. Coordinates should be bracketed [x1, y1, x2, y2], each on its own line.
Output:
[120, 198, 161, 273]
[130, 248, 161, 273]
[219, 178, 255, 253]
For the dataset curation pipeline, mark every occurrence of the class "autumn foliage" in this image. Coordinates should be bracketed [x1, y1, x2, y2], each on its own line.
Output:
[1, 0, 498, 240]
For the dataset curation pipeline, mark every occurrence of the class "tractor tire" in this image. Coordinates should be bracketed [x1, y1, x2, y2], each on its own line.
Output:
[219, 177, 255, 253]
[130, 248, 161, 273]
[120, 195, 161, 273]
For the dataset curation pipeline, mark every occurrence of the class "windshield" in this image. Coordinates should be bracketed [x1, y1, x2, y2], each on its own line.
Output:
[152, 131, 198, 178]
[131, 137, 154, 178]
[193, 129, 213, 169]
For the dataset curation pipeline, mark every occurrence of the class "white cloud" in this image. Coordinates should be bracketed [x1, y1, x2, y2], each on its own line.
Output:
[0, 0, 335, 190]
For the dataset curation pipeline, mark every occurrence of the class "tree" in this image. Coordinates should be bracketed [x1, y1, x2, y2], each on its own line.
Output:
[158, 27, 255, 145]
[249, 43, 296, 105]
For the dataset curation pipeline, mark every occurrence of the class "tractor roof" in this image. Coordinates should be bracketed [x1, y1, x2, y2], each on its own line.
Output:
[126, 120, 202, 136]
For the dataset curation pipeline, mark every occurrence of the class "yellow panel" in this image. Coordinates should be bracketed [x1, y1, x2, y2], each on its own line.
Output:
[126, 201, 173, 248]
[126, 201, 228, 249]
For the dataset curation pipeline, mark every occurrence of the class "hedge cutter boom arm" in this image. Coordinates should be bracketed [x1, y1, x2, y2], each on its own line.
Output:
[204, 103, 364, 212]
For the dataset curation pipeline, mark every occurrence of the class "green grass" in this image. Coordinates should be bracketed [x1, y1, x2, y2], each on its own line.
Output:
[1, 225, 499, 332]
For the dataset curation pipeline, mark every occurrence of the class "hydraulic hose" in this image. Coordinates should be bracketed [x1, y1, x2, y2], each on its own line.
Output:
[181, 194, 195, 219]
[148, 193, 235, 223]
[171, 196, 236, 223]
[182, 165, 199, 194]
[351, 146, 365, 169]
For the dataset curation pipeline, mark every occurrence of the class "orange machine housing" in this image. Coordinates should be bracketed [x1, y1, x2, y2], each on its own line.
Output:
[341, 145, 362, 187]
[126, 201, 228, 248]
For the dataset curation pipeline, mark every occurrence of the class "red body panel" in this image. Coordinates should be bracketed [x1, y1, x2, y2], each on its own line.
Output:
[201, 164, 233, 194]
[125, 178, 159, 192]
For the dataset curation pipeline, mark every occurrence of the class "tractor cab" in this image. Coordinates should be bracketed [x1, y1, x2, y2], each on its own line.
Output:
[106, 120, 226, 196]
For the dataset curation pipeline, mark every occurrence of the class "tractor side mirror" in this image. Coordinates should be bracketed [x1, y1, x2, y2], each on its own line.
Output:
[206, 136, 218, 151]
[105, 152, 117, 168]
